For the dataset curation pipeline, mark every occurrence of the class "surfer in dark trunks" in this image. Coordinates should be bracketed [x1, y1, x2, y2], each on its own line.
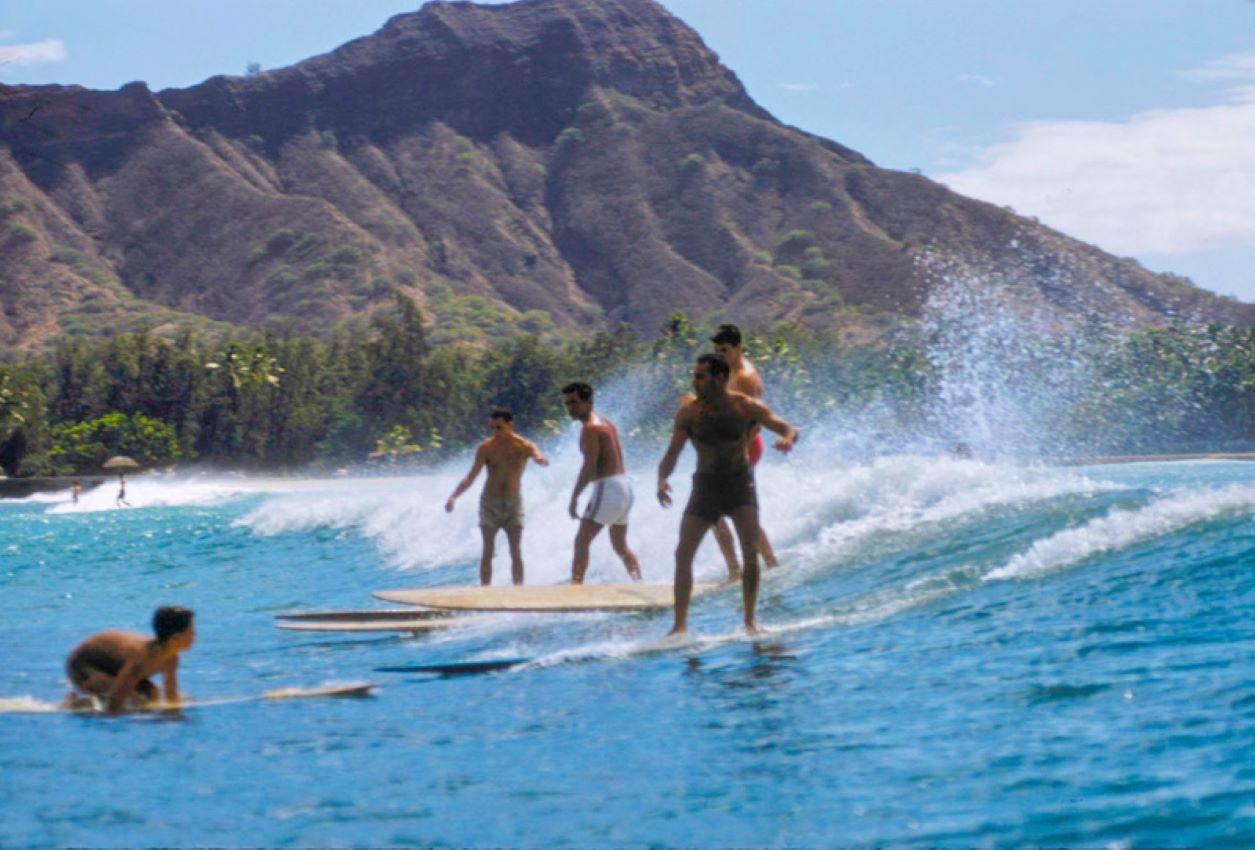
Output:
[709, 324, 780, 575]
[562, 382, 642, 584]
[63, 606, 195, 713]
[446, 408, 549, 585]
[657, 353, 798, 635]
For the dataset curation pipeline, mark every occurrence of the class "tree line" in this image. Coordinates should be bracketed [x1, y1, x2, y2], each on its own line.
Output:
[0, 295, 1251, 477]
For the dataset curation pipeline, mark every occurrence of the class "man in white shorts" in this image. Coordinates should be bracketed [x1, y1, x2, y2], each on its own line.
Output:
[563, 382, 642, 583]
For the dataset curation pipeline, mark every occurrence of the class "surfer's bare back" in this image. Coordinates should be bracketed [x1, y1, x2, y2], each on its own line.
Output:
[63, 606, 195, 713]
[445, 408, 548, 585]
[657, 353, 797, 635]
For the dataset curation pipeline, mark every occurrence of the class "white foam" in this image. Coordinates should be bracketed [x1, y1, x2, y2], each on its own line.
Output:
[984, 484, 1255, 581]
[784, 454, 1118, 572]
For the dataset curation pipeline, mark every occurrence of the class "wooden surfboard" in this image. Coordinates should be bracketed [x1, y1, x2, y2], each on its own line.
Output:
[372, 582, 722, 612]
[274, 608, 481, 632]
[275, 615, 489, 633]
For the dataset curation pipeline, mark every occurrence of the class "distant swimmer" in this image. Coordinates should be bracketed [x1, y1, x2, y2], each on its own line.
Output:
[63, 606, 195, 713]
[658, 353, 798, 635]
[445, 408, 549, 585]
[709, 324, 780, 574]
[562, 382, 642, 584]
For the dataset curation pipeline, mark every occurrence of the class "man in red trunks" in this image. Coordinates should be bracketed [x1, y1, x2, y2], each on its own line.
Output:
[709, 325, 780, 574]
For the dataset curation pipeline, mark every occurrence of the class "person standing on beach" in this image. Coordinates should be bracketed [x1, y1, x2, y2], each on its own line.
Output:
[115, 473, 131, 508]
[71, 480, 81, 504]
[562, 382, 642, 584]
[658, 353, 798, 635]
[63, 606, 195, 713]
[446, 408, 549, 585]
[708, 324, 780, 576]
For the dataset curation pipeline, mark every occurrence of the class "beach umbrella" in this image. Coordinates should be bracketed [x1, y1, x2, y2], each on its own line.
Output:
[102, 455, 140, 471]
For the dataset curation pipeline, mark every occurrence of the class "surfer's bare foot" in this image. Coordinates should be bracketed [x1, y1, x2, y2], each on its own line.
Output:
[744, 620, 762, 636]
[668, 625, 687, 636]
[726, 569, 742, 583]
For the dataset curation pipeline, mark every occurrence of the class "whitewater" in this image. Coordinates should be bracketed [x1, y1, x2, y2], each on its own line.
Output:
[2, 433, 1252, 847]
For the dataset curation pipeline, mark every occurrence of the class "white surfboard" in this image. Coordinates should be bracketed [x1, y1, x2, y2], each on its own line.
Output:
[373, 583, 722, 612]
[1, 682, 376, 715]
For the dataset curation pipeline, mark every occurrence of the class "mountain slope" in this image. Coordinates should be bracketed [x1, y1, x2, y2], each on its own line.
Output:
[0, 0, 1249, 349]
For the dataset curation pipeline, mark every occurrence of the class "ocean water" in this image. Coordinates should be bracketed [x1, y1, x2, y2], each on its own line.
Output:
[1, 445, 1253, 848]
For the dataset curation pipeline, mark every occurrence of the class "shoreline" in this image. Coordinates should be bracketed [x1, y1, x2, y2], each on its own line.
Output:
[2, 452, 1251, 499]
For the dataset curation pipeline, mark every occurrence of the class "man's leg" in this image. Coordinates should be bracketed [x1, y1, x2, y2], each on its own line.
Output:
[571, 519, 603, 584]
[757, 525, 780, 568]
[505, 525, 525, 585]
[711, 519, 742, 580]
[479, 525, 496, 585]
[728, 505, 762, 634]
[608, 524, 642, 581]
[671, 514, 712, 634]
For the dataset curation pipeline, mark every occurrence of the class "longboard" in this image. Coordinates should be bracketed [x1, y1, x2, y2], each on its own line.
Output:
[376, 658, 530, 676]
[1, 682, 376, 715]
[274, 609, 484, 633]
[373, 583, 721, 612]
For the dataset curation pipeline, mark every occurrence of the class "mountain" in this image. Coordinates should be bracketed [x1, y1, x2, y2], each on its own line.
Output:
[1, 0, 1251, 349]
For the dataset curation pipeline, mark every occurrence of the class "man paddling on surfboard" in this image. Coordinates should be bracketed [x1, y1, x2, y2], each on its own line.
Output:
[446, 408, 549, 585]
[709, 324, 780, 576]
[62, 606, 195, 713]
[658, 354, 798, 635]
[562, 382, 642, 583]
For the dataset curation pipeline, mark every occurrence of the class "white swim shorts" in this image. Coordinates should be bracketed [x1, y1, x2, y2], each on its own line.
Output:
[583, 474, 633, 527]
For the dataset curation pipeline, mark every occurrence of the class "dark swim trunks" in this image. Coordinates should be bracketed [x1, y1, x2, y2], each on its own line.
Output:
[684, 470, 758, 523]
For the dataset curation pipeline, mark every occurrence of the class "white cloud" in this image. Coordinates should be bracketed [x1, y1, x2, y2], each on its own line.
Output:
[958, 73, 997, 88]
[937, 73, 1255, 255]
[1181, 52, 1255, 83]
[0, 39, 67, 67]
[779, 82, 819, 92]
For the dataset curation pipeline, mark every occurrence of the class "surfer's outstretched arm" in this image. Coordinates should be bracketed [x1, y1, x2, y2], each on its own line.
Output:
[161, 657, 181, 704]
[656, 406, 689, 507]
[748, 399, 798, 453]
[446, 445, 487, 512]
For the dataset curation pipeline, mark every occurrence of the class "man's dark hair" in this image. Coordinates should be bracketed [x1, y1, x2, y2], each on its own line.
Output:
[696, 352, 731, 380]
[710, 324, 742, 347]
[561, 382, 594, 401]
[489, 408, 514, 422]
[153, 606, 194, 642]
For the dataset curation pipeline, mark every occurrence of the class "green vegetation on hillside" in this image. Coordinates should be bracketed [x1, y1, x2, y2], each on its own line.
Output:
[0, 295, 1251, 476]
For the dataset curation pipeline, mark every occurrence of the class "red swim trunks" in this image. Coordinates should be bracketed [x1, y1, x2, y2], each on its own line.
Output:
[747, 432, 764, 467]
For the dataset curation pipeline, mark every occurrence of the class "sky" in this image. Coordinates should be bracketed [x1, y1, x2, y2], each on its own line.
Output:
[2, 0, 1254, 302]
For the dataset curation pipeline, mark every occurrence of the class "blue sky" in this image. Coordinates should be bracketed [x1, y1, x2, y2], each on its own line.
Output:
[3, 0, 1253, 301]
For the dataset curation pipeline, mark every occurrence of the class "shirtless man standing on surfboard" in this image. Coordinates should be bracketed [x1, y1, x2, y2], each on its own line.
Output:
[563, 382, 642, 583]
[63, 606, 195, 713]
[658, 354, 798, 635]
[446, 408, 549, 585]
[709, 324, 780, 576]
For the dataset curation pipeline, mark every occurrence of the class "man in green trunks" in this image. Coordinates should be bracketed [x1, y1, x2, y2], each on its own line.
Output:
[657, 354, 798, 635]
[63, 606, 195, 713]
[709, 324, 780, 575]
[446, 408, 549, 585]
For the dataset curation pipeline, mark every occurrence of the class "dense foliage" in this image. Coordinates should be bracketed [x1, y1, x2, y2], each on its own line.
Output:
[0, 295, 1251, 477]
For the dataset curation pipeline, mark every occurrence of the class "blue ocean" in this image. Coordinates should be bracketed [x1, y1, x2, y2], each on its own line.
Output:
[1, 437, 1252, 848]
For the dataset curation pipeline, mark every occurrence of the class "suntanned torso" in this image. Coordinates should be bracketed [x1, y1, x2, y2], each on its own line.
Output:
[478, 433, 541, 499]
[677, 391, 769, 474]
[582, 413, 626, 479]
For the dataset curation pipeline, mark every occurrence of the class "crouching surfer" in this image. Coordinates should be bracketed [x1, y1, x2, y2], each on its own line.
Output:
[62, 606, 195, 713]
